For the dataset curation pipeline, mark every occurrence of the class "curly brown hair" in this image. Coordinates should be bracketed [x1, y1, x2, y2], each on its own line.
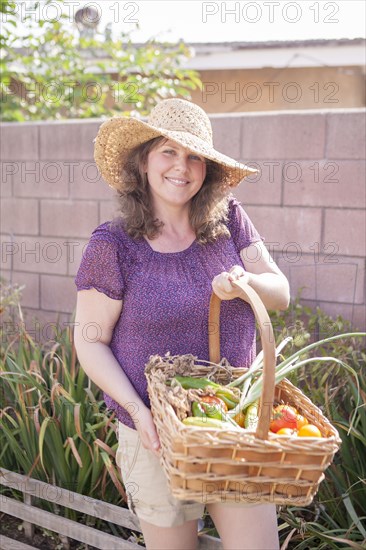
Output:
[111, 136, 232, 245]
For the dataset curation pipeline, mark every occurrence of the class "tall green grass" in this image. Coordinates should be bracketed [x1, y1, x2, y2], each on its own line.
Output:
[0, 325, 125, 517]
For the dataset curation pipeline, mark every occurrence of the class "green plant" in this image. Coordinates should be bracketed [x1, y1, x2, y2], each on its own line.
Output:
[0, 324, 125, 517]
[269, 303, 366, 548]
[1, 0, 202, 121]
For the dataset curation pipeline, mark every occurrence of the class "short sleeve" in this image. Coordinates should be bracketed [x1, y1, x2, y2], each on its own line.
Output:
[227, 196, 264, 252]
[75, 224, 124, 300]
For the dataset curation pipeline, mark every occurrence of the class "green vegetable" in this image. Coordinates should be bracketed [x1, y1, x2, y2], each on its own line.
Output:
[173, 377, 239, 410]
[192, 401, 208, 418]
[200, 401, 224, 421]
[200, 401, 243, 430]
[173, 376, 220, 390]
[182, 417, 228, 429]
[215, 390, 239, 409]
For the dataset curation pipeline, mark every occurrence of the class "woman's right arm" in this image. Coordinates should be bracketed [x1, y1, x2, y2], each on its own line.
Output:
[74, 288, 161, 455]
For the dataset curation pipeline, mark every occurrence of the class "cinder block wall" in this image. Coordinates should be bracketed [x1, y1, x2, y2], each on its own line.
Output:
[1, 109, 365, 340]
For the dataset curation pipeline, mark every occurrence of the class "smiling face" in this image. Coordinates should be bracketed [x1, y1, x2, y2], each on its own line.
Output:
[144, 139, 207, 211]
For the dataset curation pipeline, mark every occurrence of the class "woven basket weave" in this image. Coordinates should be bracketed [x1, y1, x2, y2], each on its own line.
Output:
[145, 280, 341, 505]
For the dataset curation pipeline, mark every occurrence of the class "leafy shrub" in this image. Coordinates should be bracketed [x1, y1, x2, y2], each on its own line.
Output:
[1, 0, 202, 121]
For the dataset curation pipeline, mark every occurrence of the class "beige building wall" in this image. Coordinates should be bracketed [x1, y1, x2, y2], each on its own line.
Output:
[190, 66, 365, 113]
[1, 109, 365, 341]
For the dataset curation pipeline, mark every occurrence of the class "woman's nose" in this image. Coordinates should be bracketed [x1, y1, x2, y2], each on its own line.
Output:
[173, 154, 189, 172]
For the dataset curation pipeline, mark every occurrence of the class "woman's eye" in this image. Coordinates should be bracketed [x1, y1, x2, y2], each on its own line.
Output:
[162, 149, 203, 162]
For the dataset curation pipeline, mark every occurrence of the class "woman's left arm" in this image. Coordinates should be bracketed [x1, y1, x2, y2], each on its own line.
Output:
[212, 241, 290, 311]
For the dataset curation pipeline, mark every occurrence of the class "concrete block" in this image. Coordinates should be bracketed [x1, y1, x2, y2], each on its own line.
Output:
[210, 115, 242, 160]
[8, 236, 69, 275]
[1, 235, 15, 271]
[41, 274, 77, 313]
[40, 120, 101, 161]
[0, 162, 13, 197]
[283, 160, 366, 208]
[244, 206, 322, 252]
[67, 238, 89, 277]
[234, 161, 282, 206]
[324, 209, 366, 256]
[240, 112, 326, 160]
[0, 123, 39, 160]
[99, 201, 119, 224]
[69, 162, 116, 200]
[40, 200, 98, 238]
[1, 198, 39, 235]
[13, 161, 69, 198]
[278, 255, 365, 304]
[327, 111, 366, 159]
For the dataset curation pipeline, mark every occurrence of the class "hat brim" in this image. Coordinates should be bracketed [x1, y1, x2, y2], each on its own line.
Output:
[94, 116, 258, 190]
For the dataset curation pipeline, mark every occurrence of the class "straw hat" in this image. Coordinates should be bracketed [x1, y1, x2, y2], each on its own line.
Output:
[94, 98, 258, 190]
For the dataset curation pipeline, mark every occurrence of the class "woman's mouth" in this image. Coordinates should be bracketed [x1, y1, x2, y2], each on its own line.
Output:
[165, 177, 189, 187]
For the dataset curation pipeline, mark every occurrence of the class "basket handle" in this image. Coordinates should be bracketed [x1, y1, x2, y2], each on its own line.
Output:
[208, 279, 276, 440]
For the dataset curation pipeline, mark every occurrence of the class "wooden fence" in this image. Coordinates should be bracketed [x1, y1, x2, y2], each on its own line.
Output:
[0, 468, 222, 549]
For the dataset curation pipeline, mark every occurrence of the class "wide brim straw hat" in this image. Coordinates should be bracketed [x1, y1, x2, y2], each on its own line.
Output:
[94, 98, 258, 190]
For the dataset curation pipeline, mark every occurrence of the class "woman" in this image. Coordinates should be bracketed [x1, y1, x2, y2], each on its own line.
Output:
[74, 98, 289, 550]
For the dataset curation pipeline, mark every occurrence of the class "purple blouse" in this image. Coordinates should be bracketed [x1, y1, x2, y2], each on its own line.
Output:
[75, 196, 263, 429]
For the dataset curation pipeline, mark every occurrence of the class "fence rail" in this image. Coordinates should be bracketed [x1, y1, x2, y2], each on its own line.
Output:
[0, 468, 222, 549]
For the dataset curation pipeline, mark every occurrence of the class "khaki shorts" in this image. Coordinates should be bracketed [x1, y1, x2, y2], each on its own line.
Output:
[116, 422, 205, 527]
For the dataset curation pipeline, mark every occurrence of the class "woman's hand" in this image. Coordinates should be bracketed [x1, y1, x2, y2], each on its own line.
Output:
[133, 403, 161, 457]
[212, 265, 250, 300]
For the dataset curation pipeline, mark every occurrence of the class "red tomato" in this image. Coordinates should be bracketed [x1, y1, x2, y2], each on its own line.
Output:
[270, 405, 298, 433]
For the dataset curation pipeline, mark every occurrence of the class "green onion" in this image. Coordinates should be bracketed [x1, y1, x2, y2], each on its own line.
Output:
[227, 333, 365, 424]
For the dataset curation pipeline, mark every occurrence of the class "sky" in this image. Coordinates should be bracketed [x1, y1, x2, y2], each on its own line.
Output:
[8, 0, 366, 44]
[102, 0, 366, 43]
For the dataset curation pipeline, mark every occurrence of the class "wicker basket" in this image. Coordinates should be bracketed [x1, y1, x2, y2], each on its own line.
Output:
[145, 280, 341, 505]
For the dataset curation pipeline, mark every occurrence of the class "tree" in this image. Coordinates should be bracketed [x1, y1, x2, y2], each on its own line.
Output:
[1, 0, 202, 121]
